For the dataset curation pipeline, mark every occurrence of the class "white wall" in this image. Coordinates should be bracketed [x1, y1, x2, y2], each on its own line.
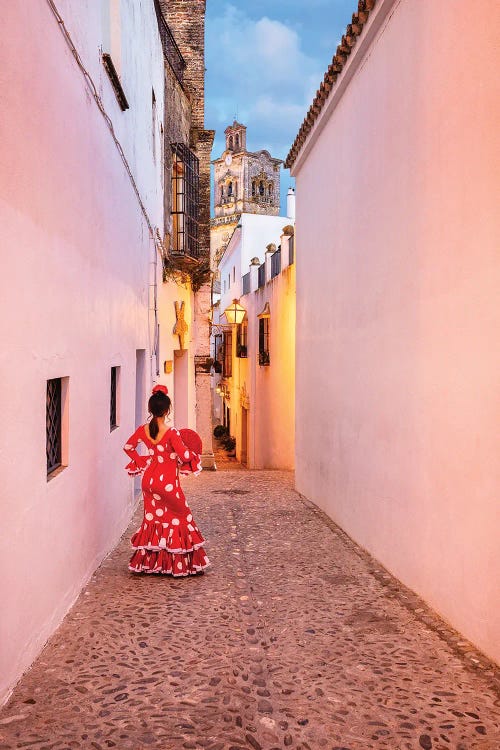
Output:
[293, 0, 500, 663]
[0, 0, 165, 702]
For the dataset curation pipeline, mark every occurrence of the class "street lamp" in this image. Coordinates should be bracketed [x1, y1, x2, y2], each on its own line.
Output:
[223, 298, 246, 325]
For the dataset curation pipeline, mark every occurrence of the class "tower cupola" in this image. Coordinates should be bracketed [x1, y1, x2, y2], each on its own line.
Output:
[225, 121, 246, 153]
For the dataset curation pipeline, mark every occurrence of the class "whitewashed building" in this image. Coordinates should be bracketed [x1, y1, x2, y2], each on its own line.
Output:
[213, 191, 296, 468]
[0, 0, 212, 703]
[286, 0, 500, 663]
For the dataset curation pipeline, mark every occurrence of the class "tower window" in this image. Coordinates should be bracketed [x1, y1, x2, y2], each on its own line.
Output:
[228, 135, 233, 150]
[171, 143, 200, 258]
[228, 181, 233, 196]
[235, 134, 240, 150]
[268, 183, 273, 195]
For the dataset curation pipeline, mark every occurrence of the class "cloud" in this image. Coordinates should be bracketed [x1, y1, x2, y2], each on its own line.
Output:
[205, 4, 323, 163]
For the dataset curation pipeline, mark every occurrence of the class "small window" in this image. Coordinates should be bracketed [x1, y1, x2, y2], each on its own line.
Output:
[46, 377, 69, 478]
[259, 181, 265, 196]
[228, 135, 233, 150]
[237, 321, 248, 358]
[110, 366, 120, 430]
[233, 266, 236, 282]
[259, 318, 270, 366]
[228, 181, 233, 196]
[235, 134, 240, 150]
[171, 143, 200, 258]
[223, 330, 232, 377]
[252, 180, 256, 197]
[228, 273, 231, 289]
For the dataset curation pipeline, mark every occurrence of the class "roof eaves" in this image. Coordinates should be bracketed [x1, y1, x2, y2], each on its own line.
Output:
[285, 0, 377, 170]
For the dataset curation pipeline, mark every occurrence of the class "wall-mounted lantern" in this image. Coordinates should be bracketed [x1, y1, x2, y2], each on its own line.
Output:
[223, 298, 246, 325]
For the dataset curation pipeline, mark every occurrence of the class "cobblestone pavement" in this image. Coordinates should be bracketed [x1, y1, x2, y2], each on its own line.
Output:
[1, 470, 499, 750]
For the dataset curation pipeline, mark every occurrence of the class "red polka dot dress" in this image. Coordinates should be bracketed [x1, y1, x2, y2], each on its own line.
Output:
[123, 425, 210, 576]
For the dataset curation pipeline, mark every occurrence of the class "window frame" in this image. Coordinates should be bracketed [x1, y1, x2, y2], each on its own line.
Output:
[171, 143, 200, 258]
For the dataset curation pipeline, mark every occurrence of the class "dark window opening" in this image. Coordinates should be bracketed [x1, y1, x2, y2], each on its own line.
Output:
[237, 321, 248, 358]
[259, 318, 270, 366]
[252, 180, 256, 196]
[235, 134, 240, 149]
[171, 143, 200, 258]
[259, 180, 265, 196]
[46, 378, 62, 475]
[110, 366, 119, 430]
[223, 330, 232, 377]
[228, 181, 233, 196]
[228, 135, 234, 150]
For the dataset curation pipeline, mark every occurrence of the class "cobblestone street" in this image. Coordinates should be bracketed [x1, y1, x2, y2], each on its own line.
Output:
[1, 470, 499, 750]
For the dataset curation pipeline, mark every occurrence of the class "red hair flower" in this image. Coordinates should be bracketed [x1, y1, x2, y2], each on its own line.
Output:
[152, 384, 168, 396]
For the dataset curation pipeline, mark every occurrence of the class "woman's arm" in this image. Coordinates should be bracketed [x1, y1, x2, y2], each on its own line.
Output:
[169, 429, 203, 476]
[123, 427, 150, 475]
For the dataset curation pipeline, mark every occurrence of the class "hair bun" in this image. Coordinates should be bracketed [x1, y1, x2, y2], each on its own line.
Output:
[152, 384, 169, 396]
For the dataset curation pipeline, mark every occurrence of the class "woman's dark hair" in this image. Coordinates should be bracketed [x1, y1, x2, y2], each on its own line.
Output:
[148, 391, 171, 439]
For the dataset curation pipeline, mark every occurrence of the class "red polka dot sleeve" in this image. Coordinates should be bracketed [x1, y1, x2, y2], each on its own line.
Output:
[123, 427, 150, 476]
[169, 429, 203, 476]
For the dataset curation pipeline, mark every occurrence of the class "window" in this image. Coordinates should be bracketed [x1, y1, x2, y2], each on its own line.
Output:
[171, 143, 200, 258]
[237, 321, 248, 358]
[233, 266, 236, 282]
[252, 180, 256, 197]
[228, 181, 233, 196]
[101, 0, 128, 110]
[259, 318, 270, 366]
[235, 134, 240, 150]
[228, 135, 233, 150]
[110, 366, 120, 430]
[268, 183, 273, 195]
[259, 181, 265, 196]
[46, 377, 69, 478]
[258, 305, 270, 366]
[223, 330, 232, 377]
[228, 273, 231, 290]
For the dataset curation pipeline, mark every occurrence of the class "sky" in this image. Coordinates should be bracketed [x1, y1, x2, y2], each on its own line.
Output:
[205, 0, 356, 213]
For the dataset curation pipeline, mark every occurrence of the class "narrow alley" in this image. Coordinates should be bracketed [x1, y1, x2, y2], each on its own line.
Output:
[0, 470, 498, 750]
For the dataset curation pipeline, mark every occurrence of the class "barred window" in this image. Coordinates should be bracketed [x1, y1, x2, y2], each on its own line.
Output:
[110, 366, 120, 430]
[223, 330, 232, 378]
[46, 378, 62, 475]
[171, 143, 200, 258]
[237, 321, 248, 358]
[259, 318, 270, 366]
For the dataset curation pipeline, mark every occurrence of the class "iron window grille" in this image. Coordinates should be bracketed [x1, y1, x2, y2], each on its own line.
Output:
[271, 246, 281, 278]
[237, 321, 248, 358]
[110, 367, 119, 430]
[46, 378, 62, 475]
[223, 330, 232, 378]
[171, 143, 200, 259]
[289, 235, 295, 265]
[259, 318, 270, 366]
[153, 0, 186, 84]
[242, 271, 250, 295]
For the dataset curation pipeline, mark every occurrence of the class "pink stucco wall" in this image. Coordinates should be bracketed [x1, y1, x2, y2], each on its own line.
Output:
[293, 0, 500, 662]
[0, 1, 166, 702]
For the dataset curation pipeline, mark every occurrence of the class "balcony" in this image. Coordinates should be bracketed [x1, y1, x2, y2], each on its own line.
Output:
[154, 0, 186, 85]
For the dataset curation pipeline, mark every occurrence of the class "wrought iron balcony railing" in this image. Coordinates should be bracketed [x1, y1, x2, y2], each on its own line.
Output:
[154, 0, 186, 84]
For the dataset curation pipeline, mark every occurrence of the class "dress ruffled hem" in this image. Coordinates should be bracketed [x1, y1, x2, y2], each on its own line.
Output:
[128, 547, 210, 576]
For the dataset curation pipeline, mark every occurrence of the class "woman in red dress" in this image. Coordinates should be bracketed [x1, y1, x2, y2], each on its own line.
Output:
[123, 385, 210, 576]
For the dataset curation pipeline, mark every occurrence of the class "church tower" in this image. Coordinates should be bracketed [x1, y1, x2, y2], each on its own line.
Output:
[211, 122, 282, 266]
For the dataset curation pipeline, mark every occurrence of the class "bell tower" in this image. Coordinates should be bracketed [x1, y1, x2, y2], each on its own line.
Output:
[211, 122, 283, 267]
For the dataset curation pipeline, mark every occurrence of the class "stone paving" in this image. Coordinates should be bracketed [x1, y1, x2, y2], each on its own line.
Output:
[1, 470, 499, 750]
